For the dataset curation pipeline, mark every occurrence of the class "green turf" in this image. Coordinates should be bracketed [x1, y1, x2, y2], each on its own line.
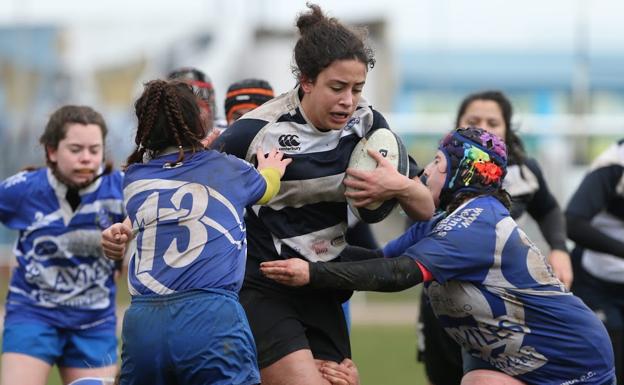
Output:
[351, 324, 426, 385]
[1, 269, 427, 385]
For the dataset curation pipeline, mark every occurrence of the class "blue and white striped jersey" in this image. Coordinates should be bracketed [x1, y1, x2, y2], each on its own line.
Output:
[389, 196, 614, 384]
[1, 168, 125, 330]
[214, 86, 418, 289]
[123, 150, 266, 295]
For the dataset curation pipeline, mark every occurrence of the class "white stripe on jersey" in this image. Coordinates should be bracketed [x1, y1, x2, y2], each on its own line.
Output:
[264, 174, 347, 211]
[276, 222, 348, 262]
[503, 164, 539, 197]
[236, 86, 380, 262]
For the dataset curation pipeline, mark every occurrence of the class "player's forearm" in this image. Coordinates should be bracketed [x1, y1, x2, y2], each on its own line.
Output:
[397, 177, 434, 221]
[338, 245, 384, 262]
[566, 214, 624, 258]
[308, 256, 423, 292]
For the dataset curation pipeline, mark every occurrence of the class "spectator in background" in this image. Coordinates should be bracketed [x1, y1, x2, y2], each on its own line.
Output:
[168, 66, 228, 131]
[0, 105, 125, 385]
[566, 138, 624, 383]
[224, 78, 275, 126]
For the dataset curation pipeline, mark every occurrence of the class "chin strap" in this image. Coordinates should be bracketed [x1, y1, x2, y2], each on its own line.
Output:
[308, 255, 424, 292]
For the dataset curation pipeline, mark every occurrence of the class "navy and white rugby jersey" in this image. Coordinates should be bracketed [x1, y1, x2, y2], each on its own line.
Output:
[566, 140, 624, 283]
[0, 168, 125, 330]
[503, 158, 567, 252]
[123, 150, 266, 295]
[394, 196, 613, 384]
[214, 86, 418, 288]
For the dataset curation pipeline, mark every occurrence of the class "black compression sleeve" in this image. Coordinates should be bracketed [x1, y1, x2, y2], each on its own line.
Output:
[308, 255, 424, 292]
[338, 245, 384, 262]
[535, 206, 568, 252]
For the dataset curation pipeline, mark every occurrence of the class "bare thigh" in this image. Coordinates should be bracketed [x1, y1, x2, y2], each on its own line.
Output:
[261, 349, 331, 385]
[461, 369, 527, 385]
[1, 353, 52, 385]
[60, 365, 117, 385]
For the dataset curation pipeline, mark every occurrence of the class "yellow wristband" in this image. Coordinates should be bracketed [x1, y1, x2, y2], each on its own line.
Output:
[257, 167, 282, 204]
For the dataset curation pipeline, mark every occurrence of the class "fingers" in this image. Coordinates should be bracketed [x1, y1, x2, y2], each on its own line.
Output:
[367, 148, 386, 164]
[345, 168, 370, 181]
[201, 129, 221, 149]
[319, 360, 358, 385]
[101, 223, 132, 260]
[366, 148, 394, 168]
[257, 147, 286, 160]
[341, 358, 357, 369]
[343, 175, 369, 190]
[260, 259, 309, 286]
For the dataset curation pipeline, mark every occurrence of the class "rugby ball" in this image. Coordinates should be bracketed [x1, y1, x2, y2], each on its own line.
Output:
[346, 128, 409, 223]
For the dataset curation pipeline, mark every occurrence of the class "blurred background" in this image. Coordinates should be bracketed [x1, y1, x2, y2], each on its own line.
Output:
[1, 0, 623, 383]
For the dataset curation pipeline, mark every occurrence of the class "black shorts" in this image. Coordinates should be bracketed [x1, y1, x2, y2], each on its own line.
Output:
[240, 284, 351, 369]
[417, 291, 464, 385]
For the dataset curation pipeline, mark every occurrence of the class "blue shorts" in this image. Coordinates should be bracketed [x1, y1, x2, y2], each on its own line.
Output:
[2, 321, 117, 368]
[119, 289, 260, 385]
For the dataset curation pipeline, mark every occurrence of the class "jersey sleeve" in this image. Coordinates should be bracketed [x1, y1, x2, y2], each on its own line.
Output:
[212, 118, 267, 159]
[524, 158, 559, 216]
[523, 158, 567, 251]
[0, 171, 28, 225]
[565, 164, 624, 257]
[383, 214, 441, 257]
[402, 201, 497, 284]
[231, 156, 268, 206]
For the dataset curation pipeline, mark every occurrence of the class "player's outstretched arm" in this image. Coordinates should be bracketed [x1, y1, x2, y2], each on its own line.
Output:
[260, 255, 424, 292]
[344, 149, 434, 221]
[101, 218, 133, 261]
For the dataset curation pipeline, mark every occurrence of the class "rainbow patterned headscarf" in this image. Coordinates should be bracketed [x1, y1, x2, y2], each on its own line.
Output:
[438, 126, 507, 207]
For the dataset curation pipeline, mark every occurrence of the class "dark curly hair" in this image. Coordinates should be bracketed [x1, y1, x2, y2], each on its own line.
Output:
[292, 3, 375, 82]
[455, 90, 526, 165]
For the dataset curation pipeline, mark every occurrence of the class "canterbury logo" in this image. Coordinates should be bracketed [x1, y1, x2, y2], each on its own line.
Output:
[278, 134, 301, 151]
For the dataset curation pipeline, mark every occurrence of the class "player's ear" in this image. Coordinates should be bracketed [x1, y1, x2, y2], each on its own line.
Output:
[300, 75, 314, 94]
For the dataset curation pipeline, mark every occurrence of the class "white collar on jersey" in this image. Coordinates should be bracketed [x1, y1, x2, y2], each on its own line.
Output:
[46, 166, 104, 196]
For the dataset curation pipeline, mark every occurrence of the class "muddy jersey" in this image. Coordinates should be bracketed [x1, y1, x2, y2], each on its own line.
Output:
[214, 86, 418, 290]
[0, 168, 125, 330]
[388, 196, 614, 385]
[123, 150, 266, 295]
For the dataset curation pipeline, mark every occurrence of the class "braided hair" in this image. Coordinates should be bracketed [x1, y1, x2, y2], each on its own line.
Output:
[126, 79, 206, 167]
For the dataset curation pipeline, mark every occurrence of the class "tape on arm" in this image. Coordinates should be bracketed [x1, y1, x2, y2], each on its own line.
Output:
[256, 167, 281, 205]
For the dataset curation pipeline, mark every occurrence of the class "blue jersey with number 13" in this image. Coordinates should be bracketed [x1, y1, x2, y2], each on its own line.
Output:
[123, 150, 266, 296]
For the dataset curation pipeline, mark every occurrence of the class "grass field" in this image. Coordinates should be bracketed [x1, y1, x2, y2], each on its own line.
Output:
[0, 269, 427, 385]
